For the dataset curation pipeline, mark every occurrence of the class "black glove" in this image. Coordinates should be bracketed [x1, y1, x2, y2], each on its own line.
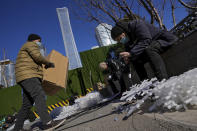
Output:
[45, 62, 55, 69]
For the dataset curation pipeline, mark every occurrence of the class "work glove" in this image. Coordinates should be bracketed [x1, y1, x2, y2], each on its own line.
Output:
[45, 62, 55, 69]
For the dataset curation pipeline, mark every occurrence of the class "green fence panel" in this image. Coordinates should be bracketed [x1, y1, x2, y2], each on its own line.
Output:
[0, 85, 22, 116]
[0, 45, 113, 116]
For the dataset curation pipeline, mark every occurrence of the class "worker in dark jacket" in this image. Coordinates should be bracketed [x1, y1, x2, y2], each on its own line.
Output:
[99, 45, 133, 94]
[111, 20, 178, 81]
[14, 34, 65, 131]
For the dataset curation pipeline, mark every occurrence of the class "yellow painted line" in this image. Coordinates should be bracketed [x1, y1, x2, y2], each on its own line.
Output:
[48, 106, 53, 111]
[51, 105, 56, 109]
[65, 102, 69, 106]
[34, 95, 93, 118]
[64, 100, 69, 106]
[33, 112, 39, 118]
[39, 96, 93, 119]
[55, 104, 60, 107]
[87, 89, 91, 92]
[62, 101, 67, 106]
[65, 100, 69, 105]
[66, 100, 69, 104]
[59, 102, 64, 107]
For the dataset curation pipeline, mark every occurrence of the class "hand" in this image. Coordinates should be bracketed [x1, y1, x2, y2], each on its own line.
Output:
[123, 57, 130, 64]
[45, 62, 55, 69]
[120, 52, 131, 64]
[99, 62, 108, 70]
[119, 52, 131, 58]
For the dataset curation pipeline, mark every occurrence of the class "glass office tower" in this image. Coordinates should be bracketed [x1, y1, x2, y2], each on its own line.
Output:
[57, 7, 82, 70]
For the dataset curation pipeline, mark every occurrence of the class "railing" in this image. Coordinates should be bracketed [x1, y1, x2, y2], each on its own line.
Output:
[170, 12, 197, 40]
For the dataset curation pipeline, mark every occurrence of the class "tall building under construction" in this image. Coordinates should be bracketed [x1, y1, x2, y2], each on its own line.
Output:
[0, 59, 16, 88]
[95, 23, 117, 47]
[56, 7, 82, 70]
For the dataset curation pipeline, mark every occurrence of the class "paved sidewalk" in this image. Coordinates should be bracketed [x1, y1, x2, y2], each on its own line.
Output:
[56, 101, 197, 131]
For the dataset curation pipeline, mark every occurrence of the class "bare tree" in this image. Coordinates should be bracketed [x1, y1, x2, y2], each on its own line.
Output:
[184, 0, 197, 14]
[137, 0, 164, 28]
[160, 0, 166, 23]
[69, 0, 195, 30]
[72, 0, 138, 23]
[138, 0, 155, 24]
[169, 0, 196, 26]
[71, 0, 172, 29]
[145, 0, 164, 28]
[178, 0, 197, 9]
[170, 0, 177, 26]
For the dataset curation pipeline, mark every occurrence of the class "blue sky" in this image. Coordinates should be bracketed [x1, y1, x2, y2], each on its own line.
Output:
[0, 0, 188, 61]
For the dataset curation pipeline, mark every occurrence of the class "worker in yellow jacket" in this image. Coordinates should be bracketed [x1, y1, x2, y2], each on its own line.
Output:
[14, 34, 65, 131]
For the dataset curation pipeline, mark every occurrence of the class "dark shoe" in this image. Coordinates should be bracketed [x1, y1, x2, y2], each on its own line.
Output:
[40, 119, 66, 131]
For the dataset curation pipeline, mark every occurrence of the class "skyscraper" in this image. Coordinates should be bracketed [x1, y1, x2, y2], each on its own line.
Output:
[0, 59, 16, 88]
[57, 7, 82, 70]
[95, 23, 117, 47]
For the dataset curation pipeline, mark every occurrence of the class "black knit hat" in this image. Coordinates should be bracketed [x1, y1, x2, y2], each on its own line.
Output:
[27, 34, 41, 41]
[111, 26, 124, 40]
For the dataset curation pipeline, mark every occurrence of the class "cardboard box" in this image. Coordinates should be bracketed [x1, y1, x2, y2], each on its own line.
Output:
[42, 50, 69, 96]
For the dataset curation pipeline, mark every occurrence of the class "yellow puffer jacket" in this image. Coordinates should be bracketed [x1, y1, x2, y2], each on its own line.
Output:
[15, 42, 50, 83]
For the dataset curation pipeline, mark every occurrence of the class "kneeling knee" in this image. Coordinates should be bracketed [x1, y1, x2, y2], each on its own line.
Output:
[144, 47, 155, 54]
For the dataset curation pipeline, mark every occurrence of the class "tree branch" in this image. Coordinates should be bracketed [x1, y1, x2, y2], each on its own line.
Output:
[161, 0, 166, 22]
[178, 0, 197, 9]
[145, 0, 164, 28]
[170, 0, 176, 26]
[122, 0, 137, 20]
[90, 0, 118, 22]
[138, 0, 155, 24]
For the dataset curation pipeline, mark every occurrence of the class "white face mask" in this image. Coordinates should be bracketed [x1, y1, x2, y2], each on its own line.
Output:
[36, 41, 45, 56]
[36, 41, 42, 47]
[120, 36, 130, 44]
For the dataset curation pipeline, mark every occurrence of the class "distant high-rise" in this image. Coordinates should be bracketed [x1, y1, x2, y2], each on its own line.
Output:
[56, 7, 82, 70]
[95, 23, 117, 47]
[91, 46, 99, 50]
[0, 59, 16, 88]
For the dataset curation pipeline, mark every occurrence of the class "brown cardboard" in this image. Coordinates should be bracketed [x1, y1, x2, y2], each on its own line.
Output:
[42, 50, 69, 96]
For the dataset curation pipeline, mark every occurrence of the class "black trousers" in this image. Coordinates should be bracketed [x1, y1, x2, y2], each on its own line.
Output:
[14, 77, 52, 131]
[107, 71, 133, 94]
[132, 41, 168, 81]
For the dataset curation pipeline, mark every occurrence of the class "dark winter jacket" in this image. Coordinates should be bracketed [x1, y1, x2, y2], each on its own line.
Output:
[117, 20, 178, 58]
